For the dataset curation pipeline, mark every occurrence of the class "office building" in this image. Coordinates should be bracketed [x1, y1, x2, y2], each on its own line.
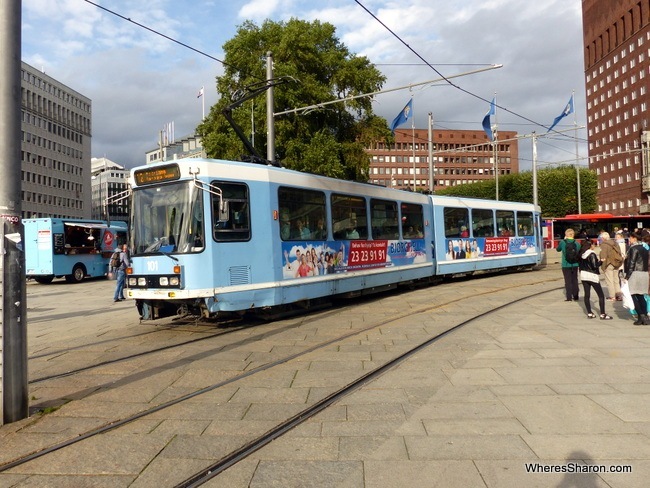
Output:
[145, 133, 204, 164]
[90, 157, 130, 223]
[20, 61, 91, 219]
[582, 0, 650, 213]
[366, 129, 519, 191]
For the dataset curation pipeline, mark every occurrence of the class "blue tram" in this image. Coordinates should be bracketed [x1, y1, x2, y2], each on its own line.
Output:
[125, 158, 543, 320]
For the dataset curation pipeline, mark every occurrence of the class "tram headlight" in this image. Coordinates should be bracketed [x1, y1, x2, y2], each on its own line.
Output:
[137, 277, 147, 286]
[169, 276, 180, 286]
[159, 277, 169, 286]
[128, 277, 137, 286]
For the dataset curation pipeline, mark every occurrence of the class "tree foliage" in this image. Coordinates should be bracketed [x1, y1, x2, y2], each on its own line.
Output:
[434, 166, 598, 217]
[196, 18, 391, 181]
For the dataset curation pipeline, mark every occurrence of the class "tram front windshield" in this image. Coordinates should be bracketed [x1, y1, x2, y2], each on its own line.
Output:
[131, 181, 204, 255]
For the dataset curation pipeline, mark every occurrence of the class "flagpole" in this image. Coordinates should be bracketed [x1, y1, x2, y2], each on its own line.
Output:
[411, 116, 416, 191]
[428, 112, 434, 193]
[493, 92, 499, 201]
[573, 91, 581, 214]
[202, 86, 205, 120]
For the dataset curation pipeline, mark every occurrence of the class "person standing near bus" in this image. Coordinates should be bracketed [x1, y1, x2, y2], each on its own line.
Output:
[599, 231, 624, 301]
[556, 228, 581, 301]
[113, 244, 129, 302]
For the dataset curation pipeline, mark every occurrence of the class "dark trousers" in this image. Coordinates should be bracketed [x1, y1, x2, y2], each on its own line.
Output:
[562, 267, 579, 300]
[632, 294, 648, 315]
[582, 281, 605, 314]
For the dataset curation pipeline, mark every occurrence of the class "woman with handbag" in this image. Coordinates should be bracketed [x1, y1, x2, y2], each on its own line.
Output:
[579, 240, 612, 320]
[623, 232, 649, 325]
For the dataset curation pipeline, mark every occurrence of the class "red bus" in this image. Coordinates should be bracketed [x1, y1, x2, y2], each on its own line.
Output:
[543, 213, 650, 249]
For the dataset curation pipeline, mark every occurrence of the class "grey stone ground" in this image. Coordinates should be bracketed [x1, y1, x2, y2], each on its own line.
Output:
[1, 264, 649, 487]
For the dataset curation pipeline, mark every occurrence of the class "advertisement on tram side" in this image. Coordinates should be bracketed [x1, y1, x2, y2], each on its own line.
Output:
[281, 239, 427, 279]
[443, 236, 538, 261]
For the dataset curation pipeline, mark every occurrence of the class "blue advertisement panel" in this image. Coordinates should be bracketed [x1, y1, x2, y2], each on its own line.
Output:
[443, 236, 538, 261]
[282, 239, 427, 280]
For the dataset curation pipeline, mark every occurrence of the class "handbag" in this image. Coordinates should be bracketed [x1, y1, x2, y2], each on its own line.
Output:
[620, 280, 635, 310]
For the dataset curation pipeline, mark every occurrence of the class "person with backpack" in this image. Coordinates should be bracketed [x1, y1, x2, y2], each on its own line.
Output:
[113, 244, 130, 303]
[556, 228, 581, 301]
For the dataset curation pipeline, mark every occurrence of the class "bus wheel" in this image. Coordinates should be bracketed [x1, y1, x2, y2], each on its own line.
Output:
[66, 264, 86, 283]
[34, 276, 54, 284]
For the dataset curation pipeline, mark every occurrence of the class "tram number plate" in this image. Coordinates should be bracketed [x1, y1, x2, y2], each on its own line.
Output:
[483, 237, 510, 256]
[348, 240, 388, 268]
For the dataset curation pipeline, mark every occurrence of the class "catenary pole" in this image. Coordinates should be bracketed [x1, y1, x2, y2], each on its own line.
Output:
[0, 0, 28, 424]
[266, 52, 275, 164]
[428, 112, 434, 193]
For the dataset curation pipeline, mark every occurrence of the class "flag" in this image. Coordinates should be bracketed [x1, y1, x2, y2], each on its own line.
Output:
[482, 98, 496, 141]
[547, 95, 574, 133]
[390, 99, 413, 133]
[197, 86, 204, 98]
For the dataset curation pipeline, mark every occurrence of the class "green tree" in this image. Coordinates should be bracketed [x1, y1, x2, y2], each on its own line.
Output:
[197, 18, 390, 181]
[434, 166, 597, 217]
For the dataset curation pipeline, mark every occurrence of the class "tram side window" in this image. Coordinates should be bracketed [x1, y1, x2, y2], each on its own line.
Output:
[444, 207, 469, 238]
[472, 209, 494, 237]
[212, 181, 250, 242]
[278, 187, 326, 241]
[496, 210, 515, 237]
[401, 203, 424, 238]
[332, 194, 368, 240]
[370, 199, 398, 239]
[517, 212, 534, 236]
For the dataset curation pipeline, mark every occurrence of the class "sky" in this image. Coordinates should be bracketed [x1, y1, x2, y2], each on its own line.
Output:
[21, 0, 587, 172]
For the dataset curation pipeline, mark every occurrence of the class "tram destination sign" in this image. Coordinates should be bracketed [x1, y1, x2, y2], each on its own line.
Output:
[134, 164, 181, 185]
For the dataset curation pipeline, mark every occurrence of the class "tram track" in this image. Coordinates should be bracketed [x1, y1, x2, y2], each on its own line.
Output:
[0, 274, 563, 476]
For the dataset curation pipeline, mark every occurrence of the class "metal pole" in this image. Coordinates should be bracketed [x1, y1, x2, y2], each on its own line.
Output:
[428, 112, 434, 193]
[574, 91, 581, 214]
[532, 132, 538, 208]
[411, 122, 416, 191]
[266, 52, 275, 164]
[0, 0, 28, 424]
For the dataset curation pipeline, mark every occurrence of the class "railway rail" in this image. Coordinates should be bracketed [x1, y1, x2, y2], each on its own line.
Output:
[1, 270, 563, 483]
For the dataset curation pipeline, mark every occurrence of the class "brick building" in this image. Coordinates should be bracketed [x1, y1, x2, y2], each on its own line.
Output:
[366, 129, 519, 192]
[582, 0, 650, 213]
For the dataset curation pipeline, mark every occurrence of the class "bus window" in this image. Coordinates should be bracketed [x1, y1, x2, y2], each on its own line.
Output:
[444, 207, 469, 238]
[371, 199, 398, 239]
[496, 210, 515, 237]
[332, 194, 367, 240]
[278, 187, 326, 241]
[212, 181, 250, 242]
[472, 209, 494, 237]
[517, 212, 534, 236]
[401, 203, 424, 238]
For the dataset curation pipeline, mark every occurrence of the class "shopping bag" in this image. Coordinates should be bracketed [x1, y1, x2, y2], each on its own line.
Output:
[620, 281, 634, 310]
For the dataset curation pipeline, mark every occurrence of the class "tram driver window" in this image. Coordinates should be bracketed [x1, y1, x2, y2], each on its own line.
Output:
[212, 181, 250, 241]
[443, 207, 469, 238]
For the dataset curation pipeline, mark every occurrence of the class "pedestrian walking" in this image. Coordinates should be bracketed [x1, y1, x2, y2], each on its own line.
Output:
[113, 244, 129, 302]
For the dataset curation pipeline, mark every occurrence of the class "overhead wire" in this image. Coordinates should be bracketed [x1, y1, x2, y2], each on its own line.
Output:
[352, 0, 586, 143]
